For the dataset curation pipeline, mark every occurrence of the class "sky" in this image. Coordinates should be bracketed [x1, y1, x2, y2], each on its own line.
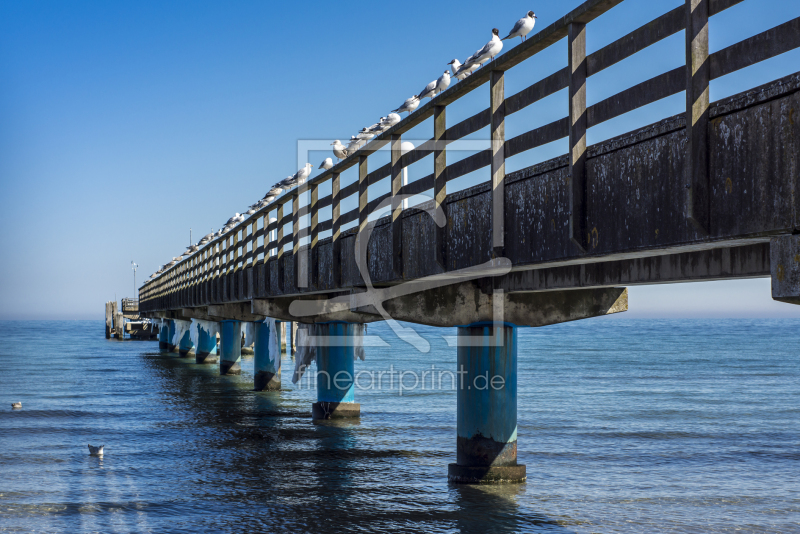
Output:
[1, 0, 800, 320]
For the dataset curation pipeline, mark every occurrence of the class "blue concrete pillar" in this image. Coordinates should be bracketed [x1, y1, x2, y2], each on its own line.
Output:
[448, 324, 526, 484]
[219, 320, 242, 375]
[195, 323, 218, 364]
[254, 320, 280, 391]
[178, 327, 194, 358]
[312, 322, 360, 420]
[287, 321, 294, 356]
[167, 320, 177, 352]
[158, 321, 170, 350]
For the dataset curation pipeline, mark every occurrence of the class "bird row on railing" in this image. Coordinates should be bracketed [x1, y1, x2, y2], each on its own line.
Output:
[327, 11, 537, 163]
[147, 11, 537, 283]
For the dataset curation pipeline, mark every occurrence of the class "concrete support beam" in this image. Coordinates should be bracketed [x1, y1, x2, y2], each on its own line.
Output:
[254, 320, 280, 391]
[252, 296, 380, 324]
[175, 319, 194, 357]
[167, 319, 177, 352]
[770, 235, 800, 304]
[357, 283, 627, 327]
[208, 302, 265, 322]
[219, 320, 242, 375]
[312, 322, 361, 420]
[449, 325, 525, 484]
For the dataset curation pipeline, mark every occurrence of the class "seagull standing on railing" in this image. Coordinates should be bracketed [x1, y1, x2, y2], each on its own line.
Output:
[418, 78, 439, 100]
[320, 157, 334, 170]
[458, 28, 504, 74]
[448, 59, 478, 80]
[503, 11, 537, 43]
[381, 113, 402, 128]
[392, 95, 420, 115]
[295, 163, 313, 185]
[357, 128, 375, 140]
[434, 70, 451, 95]
[331, 140, 348, 160]
[347, 137, 364, 154]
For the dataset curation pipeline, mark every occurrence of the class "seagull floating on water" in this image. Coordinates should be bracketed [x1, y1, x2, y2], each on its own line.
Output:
[448, 59, 478, 80]
[393, 95, 420, 115]
[320, 158, 334, 170]
[503, 11, 537, 43]
[459, 28, 504, 73]
[88, 444, 104, 456]
[11, 402, 21, 409]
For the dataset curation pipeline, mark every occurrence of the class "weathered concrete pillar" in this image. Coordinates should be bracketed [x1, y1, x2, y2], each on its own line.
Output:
[177, 322, 194, 358]
[158, 320, 170, 350]
[254, 320, 280, 391]
[288, 321, 296, 356]
[312, 322, 360, 420]
[167, 319, 177, 352]
[195, 322, 218, 364]
[448, 324, 526, 484]
[219, 320, 242, 375]
[771, 235, 800, 304]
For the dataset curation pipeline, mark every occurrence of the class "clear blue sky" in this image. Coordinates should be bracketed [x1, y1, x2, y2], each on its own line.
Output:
[1, 0, 799, 320]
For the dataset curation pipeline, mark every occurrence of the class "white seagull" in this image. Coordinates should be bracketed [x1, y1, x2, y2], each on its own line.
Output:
[503, 11, 537, 43]
[418, 78, 439, 100]
[88, 444, 104, 456]
[295, 163, 313, 185]
[435, 70, 451, 95]
[331, 140, 348, 160]
[392, 95, 420, 115]
[357, 128, 375, 140]
[448, 59, 479, 80]
[320, 157, 334, 170]
[381, 113, 402, 127]
[460, 28, 504, 73]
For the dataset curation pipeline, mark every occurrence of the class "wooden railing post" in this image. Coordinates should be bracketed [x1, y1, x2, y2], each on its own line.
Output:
[277, 203, 285, 291]
[685, 0, 710, 234]
[332, 172, 342, 287]
[358, 155, 369, 279]
[569, 21, 588, 253]
[390, 134, 403, 278]
[309, 181, 319, 288]
[292, 192, 301, 288]
[490, 69, 506, 259]
[433, 104, 447, 270]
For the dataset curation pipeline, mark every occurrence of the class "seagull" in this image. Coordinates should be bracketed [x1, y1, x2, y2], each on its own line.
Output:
[280, 175, 297, 188]
[331, 140, 348, 160]
[265, 186, 283, 198]
[88, 444, 104, 456]
[448, 59, 479, 80]
[295, 163, 313, 185]
[347, 137, 364, 153]
[503, 11, 537, 43]
[392, 95, 420, 114]
[381, 113, 402, 127]
[435, 70, 451, 95]
[459, 28, 504, 73]
[320, 157, 334, 170]
[245, 208, 257, 215]
[263, 195, 277, 203]
[172, 256, 183, 261]
[418, 78, 439, 100]
[185, 245, 198, 254]
[356, 128, 375, 140]
[11, 402, 21, 409]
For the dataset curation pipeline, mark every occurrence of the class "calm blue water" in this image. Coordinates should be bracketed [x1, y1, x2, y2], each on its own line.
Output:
[1, 319, 799, 533]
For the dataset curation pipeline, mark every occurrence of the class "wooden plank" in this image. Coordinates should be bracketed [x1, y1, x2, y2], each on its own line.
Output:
[490, 69, 505, 259]
[710, 17, 800, 80]
[685, 0, 710, 234]
[309, 181, 319, 288]
[366, 191, 391, 216]
[505, 117, 569, 158]
[331, 172, 342, 287]
[402, 174, 433, 197]
[446, 150, 492, 183]
[391, 134, 403, 278]
[586, 6, 684, 76]
[586, 66, 684, 127]
[433, 104, 447, 270]
[569, 22, 588, 252]
[505, 68, 569, 116]
[444, 108, 490, 143]
[340, 180, 358, 202]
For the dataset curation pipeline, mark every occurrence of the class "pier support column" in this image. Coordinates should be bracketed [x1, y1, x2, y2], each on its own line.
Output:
[167, 319, 177, 352]
[312, 322, 361, 420]
[177, 321, 194, 358]
[448, 324, 526, 484]
[254, 320, 280, 391]
[158, 320, 170, 350]
[195, 322, 219, 364]
[219, 320, 242, 375]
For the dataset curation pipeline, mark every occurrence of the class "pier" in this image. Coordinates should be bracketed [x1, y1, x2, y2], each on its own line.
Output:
[136, 0, 800, 483]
